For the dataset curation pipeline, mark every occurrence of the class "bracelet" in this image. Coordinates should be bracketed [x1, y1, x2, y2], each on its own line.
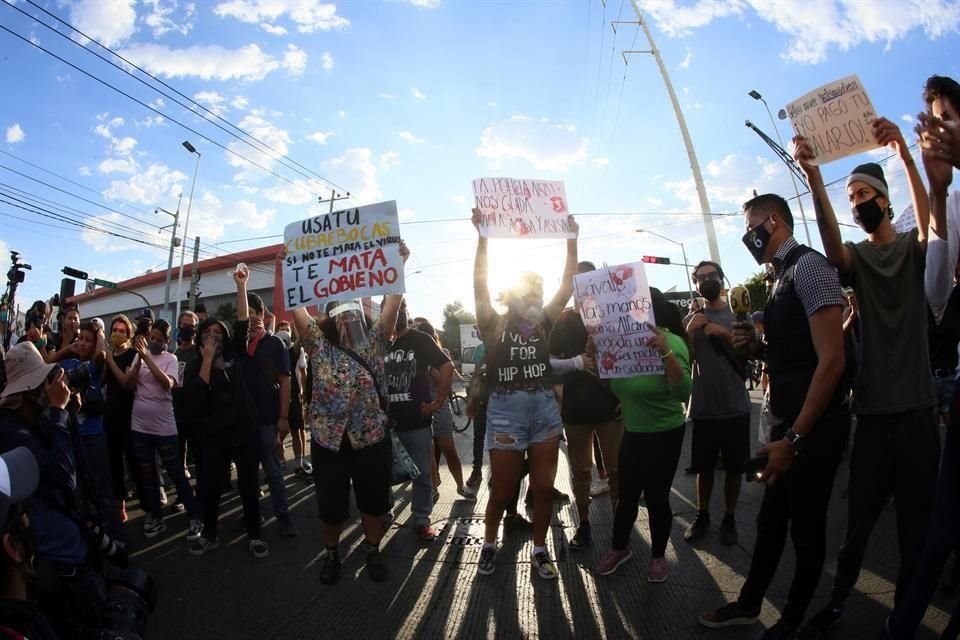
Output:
[660, 350, 674, 360]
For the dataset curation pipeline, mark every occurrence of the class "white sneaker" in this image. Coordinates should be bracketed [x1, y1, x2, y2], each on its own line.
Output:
[590, 478, 610, 497]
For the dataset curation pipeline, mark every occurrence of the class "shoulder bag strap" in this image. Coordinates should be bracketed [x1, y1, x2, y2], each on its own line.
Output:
[334, 344, 388, 412]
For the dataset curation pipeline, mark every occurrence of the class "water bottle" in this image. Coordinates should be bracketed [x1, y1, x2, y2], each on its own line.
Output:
[236, 263, 249, 280]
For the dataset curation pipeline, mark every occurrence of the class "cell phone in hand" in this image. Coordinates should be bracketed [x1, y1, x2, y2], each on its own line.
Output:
[744, 454, 768, 483]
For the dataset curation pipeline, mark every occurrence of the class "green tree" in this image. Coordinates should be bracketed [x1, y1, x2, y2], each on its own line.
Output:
[744, 270, 770, 312]
[441, 300, 477, 359]
[215, 303, 236, 323]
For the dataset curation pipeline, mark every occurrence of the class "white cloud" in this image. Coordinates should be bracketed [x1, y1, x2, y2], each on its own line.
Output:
[5, 124, 24, 144]
[592, 157, 610, 167]
[260, 22, 288, 35]
[399, 208, 415, 220]
[56, 74, 71, 83]
[379, 151, 400, 168]
[141, 115, 166, 128]
[397, 130, 424, 144]
[411, 87, 427, 100]
[231, 96, 249, 109]
[901, 113, 916, 124]
[645, 0, 960, 64]
[69, 0, 137, 47]
[664, 154, 788, 219]
[29, 33, 39, 46]
[149, 98, 165, 109]
[404, 0, 441, 7]
[282, 44, 308, 76]
[118, 43, 301, 81]
[488, 101, 497, 107]
[227, 114, 292, 182]
[321, 52, 334, 72]
[306, 131, 333, 144]
[112, 137, 137, 155]
[679, 47, 693, 69]
[379, 93, 397, 100]
[142, 0, 196, 38]
[103, 164, 187, 205]
[261, 180, 316, 205]
[79, 166, 92, 176]
[194, 90, 228, 115]
[229, 199, 276, 230]
[475, 116, 589, 172]
[213, 0, 350, 33]
[337, 110, 346, 119]
[322, 148, 380, 204]
[97, 157, 138, 174]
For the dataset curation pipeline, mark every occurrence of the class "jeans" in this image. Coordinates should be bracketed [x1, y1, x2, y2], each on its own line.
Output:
[199, 435, 261, 541]
[893, 411, 960, 639]
[258, 423, 290, 521]
[612, 426, 685, 556]
[566, 420, 623, 518]
[739, 411, 850, 624]
[397, 427, 435, 528]
[831, 408, 940, 610]
[132, 432, 198, 521]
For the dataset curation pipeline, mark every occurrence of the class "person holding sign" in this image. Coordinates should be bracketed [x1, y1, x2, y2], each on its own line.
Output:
[286, 243, 409, 586]
[471, 207, 579, 580]
[793, 116, 946, 639]
[596, 289, 691, 581]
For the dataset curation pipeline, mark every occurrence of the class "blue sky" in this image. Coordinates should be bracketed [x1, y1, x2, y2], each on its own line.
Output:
[2, 0, 960, 325]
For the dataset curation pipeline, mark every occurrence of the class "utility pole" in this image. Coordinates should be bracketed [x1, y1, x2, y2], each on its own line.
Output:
[626, 0, 720, 263]
[318, 188, 351, 214]
[188, 236, 200, 312]
[157, 193, 182, 317]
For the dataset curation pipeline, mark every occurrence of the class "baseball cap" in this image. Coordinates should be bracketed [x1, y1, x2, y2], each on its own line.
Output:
[135, 308, 154, 322]
[0, 342, 56, 400]
[0, 447, 40, 530]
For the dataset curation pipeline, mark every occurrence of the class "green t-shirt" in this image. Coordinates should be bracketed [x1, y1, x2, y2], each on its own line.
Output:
[610, 331, 692, 433]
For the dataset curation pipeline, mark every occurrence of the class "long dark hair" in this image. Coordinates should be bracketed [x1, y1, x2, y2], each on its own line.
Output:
[197, 318, 233, 359]
[650, 288, 686, 341]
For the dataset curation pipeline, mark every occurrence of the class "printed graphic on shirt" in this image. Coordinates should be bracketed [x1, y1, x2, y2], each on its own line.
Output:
[386, 349, 417, 404]
[494, 328, 549, 384]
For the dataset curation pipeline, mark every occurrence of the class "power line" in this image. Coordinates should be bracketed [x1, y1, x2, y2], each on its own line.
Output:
[15, 0, 350, 196]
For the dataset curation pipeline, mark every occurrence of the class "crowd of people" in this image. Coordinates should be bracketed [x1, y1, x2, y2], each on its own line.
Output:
[0, 73, 958, 639]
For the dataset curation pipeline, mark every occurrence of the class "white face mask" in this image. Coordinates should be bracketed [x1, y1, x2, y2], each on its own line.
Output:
[276, 330, 292, 348]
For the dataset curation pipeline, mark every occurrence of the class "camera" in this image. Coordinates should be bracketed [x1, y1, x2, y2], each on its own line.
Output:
[98, 566, 157, 640]
[87, 522, 128, 569]
[66, 364, 91, 391]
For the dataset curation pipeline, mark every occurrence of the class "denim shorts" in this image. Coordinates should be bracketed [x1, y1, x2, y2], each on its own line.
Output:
[485, 388, 563, 451]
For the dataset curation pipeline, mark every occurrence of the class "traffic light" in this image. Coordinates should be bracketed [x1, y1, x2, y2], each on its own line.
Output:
[61, 266, 89, 280]
[641, 256, 671, 265]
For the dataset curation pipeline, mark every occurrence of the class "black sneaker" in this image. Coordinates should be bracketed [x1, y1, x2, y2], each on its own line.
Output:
[797, 605, 843, 640]
[466, 469, 482, 489]
[570, 523, 591, 551]
[319, 550, 341, 585]
[720, 514, 738, 546]
[699, 601, 761, 628]
[365, 544, 388, 582]
[684, 512, 710, 543]
[503, 513, 533, 534]
[762, 619, 799, 640]
[477, 546, 496, 575]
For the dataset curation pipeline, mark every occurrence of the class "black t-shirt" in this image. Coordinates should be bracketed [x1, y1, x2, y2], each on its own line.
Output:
[103, 349, 136, 425]
[483, 314, 552, 389]
[173, 346, 201, 423]
[550, 309, 620, 424]
[386, 329, 451, 430]
[235, 322, 291, 425]
[183, 357, 257, 445]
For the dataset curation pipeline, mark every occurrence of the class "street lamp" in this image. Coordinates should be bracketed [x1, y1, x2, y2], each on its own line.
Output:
[173, 141, 201, 328]
[748, 89, 812, 245]
[156, 194, 182, 319]
[636, 228, 694, 302]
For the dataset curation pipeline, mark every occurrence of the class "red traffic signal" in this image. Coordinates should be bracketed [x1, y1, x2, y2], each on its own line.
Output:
[641, 256, 670, 265]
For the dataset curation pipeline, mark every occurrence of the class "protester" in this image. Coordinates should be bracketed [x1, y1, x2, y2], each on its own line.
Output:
[699, 194, 849, 640]
[102, 314, 142, 523]
[466, 340, 488, 489]
[45, 305, 80, 364]
[185, 317, 267, 558]
[683, 260, 751, 546]
[173, 311, 200, 499]
[276, 320, 311, 479]
[471, 207, 579, 580]
[597, 288, 691, 581]
[116, 319, 202, 540]
[287, 242, 409, 585]
[793, 114, 946, 638]
[549, 260, 623, 551]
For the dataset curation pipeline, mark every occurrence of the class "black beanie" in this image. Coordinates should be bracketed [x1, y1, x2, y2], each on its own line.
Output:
[846, 163, 889, 200]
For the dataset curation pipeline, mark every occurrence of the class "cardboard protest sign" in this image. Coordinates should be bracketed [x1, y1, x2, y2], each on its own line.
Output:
[282, 200, 405, 310]
[472, 177, 575, 239]
[574, 262, 662, 379]
[786, 74, 880, 165]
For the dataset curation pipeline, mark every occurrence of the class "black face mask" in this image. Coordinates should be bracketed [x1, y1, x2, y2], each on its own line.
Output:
[742, 219, 773, 265]
[854, 196, 886, 234]
[698, 279, 722, 302]
[178, 326, 195, 343]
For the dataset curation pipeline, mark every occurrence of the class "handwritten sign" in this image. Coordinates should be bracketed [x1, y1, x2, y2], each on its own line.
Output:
[472, 177, 575, 239]
[282, 200, 405, 310]
[786, 74, 880, 165]
[574, 262, 662, 379]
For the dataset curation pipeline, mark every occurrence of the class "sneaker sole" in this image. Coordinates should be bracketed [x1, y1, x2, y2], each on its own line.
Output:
[698, 615, 759, 629]
[477, 564, 496, 576]
[537, 567, 559, 580]
[186, 532, 203, 541]
[598, 550, 633, 576]
[144, 526, 166, 539]
[647, 573, 668, 583]
[188, 543, 219, 556]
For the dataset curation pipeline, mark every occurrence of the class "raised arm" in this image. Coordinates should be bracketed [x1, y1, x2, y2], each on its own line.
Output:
[875, 117, 933, 246]
[471, 208, 496, 327]
[794, 136, 854, 274]
[544, 216, 580, 324]
[377, 241, 409, 334]
[918, 113, 956, 310]
[235, 267, 249, 322]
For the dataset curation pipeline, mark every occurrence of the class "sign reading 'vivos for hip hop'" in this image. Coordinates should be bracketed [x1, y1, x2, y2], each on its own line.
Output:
[282, 200, 406, 310]
[786, 74, 881, 165]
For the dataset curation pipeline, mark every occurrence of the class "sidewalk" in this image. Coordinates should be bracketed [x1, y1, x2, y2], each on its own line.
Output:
[128, 392, 955, 639]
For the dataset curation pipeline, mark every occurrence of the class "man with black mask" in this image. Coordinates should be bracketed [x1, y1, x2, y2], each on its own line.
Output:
[793, 116, 948, 638]
[173, 310, 200, 507]
[683, 260, 751, 547]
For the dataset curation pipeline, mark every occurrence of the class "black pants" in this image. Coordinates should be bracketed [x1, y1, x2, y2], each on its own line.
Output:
[198, 435, 261, 541]
[831, 408, 940, 610]
[893, 405, 960, 639]
[612, 427, 685, 556]
[472, 404, 487, 473]
[740, 411, 850, 624]
[104, 412, 142, 501]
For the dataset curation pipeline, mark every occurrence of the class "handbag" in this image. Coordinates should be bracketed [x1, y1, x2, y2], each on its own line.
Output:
[332, 344, 420, 485]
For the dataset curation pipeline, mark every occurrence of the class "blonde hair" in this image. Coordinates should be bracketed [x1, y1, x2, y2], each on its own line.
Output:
[498, 271, 544, 306]
[110, 313, 134, 335]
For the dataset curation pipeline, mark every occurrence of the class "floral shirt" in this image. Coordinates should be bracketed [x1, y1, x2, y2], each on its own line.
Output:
[301, 318, 390, 451]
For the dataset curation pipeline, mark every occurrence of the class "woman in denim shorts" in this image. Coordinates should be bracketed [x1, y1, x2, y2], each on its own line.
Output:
[470, 207, 580, 580]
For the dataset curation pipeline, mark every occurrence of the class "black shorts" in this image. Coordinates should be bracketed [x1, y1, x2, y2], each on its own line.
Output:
[690, 414, 751, 474]
[311, 434, 392, 525]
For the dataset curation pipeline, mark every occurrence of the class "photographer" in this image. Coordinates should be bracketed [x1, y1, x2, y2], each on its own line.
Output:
[46, 307, 81, 365]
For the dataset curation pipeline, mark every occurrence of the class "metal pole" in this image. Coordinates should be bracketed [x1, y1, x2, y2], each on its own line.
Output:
[174, 151, 200, 326]
[760, 98, 811, 245]
[158, 195, 181, 316]
[630, 0, 719, 263]
[680, 241, 693, 302]
[188, 236, 200, 312]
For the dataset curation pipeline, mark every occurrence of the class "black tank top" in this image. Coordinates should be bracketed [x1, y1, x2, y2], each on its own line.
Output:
[485, 315, 552, 391]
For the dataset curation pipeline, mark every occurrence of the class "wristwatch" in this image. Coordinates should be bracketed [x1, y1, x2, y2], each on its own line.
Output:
[783, 428, 806, 454]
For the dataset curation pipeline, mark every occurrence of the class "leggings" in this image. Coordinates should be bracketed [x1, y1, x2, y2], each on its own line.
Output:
[105, 413, 142, 501]
[612, 427, 685, 557]
[132, 431, 199, 521]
